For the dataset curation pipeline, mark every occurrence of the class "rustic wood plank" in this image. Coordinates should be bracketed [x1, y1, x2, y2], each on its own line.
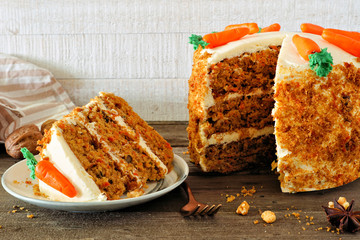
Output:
[0, 0, 358, 35]
[0, 123, 359, 239]
[0, 34, 193, 79]
[58, 79, 189, 121]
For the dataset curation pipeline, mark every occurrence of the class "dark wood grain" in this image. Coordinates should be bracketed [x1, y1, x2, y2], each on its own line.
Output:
[0, 122, 359, 239]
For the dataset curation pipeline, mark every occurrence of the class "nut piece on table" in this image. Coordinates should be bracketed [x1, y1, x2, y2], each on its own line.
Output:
[261, 210, 276, 224]
[337, 196, 349, 210]
[5, 124, 43, 159]
[236, 201, 250, 215]
[40, 119, 56, 135]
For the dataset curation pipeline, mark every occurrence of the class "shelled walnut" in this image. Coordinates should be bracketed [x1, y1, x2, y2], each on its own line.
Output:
[5, 124, 43, 159]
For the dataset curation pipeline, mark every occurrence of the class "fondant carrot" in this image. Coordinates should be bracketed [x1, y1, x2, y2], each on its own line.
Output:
[292, 34, 320, 61]
[322, 30, 360, 57]
[224, 23, 259, 34]
[300, 23, 324, 35]
[261, 23, 281, 33]
[203, 27, 250, 49]
[35, 160, 77, 198]
[323, 28, 360, 41]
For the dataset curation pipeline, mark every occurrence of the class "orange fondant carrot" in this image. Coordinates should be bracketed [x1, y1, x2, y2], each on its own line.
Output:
[292, 34, 321, 61]
[203, 27, 250, 49]
[300, 23, 324, 35]
[322, 30, 360, 57]
[261, 23, 281, 33]
[224, 23, 259, 34]
[35, 160, 77, 198]
[324, 28, 360, 40]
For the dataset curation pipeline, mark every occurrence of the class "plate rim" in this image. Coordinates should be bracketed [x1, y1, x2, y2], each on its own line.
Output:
[1, 154, 188, 211]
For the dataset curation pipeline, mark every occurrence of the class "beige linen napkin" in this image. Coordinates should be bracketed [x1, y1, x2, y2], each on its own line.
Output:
[0, 53, 75, 142]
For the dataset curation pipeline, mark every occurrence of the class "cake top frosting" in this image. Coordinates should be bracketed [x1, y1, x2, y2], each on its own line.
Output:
[190, 23, 360, 76]
[203, 32, 360, 74]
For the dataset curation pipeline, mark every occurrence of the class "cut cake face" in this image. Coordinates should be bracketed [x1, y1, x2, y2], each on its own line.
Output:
[187, 32, 360, 192]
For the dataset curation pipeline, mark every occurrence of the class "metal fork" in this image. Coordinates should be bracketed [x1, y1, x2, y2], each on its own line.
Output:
[180, 181, 222, 217]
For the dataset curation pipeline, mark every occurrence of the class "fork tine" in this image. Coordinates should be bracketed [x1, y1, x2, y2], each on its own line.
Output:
[181, 204, 200, 217]
[205, 205, 216, 214]
[207, 204, 222, 216]
[196, 205, 209, 216]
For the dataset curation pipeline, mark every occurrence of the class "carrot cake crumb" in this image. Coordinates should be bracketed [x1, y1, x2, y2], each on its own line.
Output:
[253, 220, 259, 224]
[292, 212, 300, 219]
[27, 214, 35, 219]
[236, 201, 250, 215]
[226, 195, 236, 202]
[241, 186, 256, 197]
[271, 161, 277, 171]
[261, 210, 276, 224]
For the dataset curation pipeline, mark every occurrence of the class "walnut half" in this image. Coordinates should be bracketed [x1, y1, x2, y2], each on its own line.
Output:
[5, 124, 43, 159]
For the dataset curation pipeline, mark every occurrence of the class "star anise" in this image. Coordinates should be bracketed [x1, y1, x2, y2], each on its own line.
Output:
[323, 199, 360, 233]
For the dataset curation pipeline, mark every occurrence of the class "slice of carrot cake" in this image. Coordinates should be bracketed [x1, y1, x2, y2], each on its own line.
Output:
[35, 92, 173, 201]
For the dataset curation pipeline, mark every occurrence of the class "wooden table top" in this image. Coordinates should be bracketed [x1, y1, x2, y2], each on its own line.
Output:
[0, 122, 359, 239]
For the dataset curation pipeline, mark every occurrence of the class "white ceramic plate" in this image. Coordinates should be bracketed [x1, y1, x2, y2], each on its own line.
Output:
[1, 154, 188, 212]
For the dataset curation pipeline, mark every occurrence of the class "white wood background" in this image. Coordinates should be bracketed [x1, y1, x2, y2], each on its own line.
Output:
[0, 0, 359, 121]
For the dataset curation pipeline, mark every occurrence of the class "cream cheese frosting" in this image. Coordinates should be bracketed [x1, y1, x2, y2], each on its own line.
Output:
[40, 125, 107, 202]
[276, 32, 360, 78]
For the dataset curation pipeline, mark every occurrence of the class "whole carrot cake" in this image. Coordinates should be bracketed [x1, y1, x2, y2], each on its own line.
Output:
[36, 92, 173, 201]
[188, 23, 360, 192]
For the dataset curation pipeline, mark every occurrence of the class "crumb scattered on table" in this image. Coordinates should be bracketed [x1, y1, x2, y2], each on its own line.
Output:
[226, 195, 236, 203]
[236, 201, 250, 215]
[261, 210, 276, 224]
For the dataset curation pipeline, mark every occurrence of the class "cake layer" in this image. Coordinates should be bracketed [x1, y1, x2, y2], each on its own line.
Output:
[205, 93, 274, 137]
[208, 46, 280, 98]
[190, 134, 275, 173]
